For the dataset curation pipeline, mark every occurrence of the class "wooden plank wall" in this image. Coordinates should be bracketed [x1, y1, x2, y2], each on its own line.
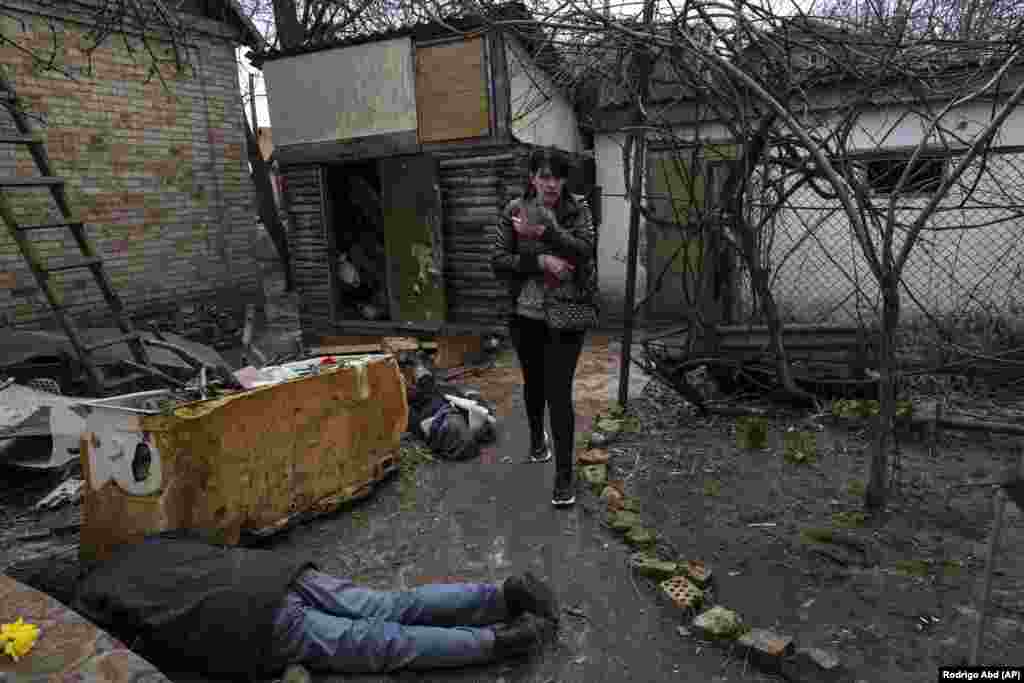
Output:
[437, 146, 529, 327]
[280, 164, 332, 333]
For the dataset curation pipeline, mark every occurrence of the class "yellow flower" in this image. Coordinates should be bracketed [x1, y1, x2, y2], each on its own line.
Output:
[0, 618, 40, 661]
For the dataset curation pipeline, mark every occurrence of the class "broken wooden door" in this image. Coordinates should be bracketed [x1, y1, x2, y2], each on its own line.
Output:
[377, 155, 447, 323]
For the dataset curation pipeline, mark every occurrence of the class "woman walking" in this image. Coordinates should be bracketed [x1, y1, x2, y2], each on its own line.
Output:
[491, 148, 599, 507]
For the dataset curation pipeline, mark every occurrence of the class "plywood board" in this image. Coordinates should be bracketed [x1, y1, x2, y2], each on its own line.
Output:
[416, 37, 490, 143]
[435, 335, 483, 369]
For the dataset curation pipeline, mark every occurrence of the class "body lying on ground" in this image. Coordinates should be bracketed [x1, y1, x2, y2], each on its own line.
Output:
[399, 352, 497, 461]
[66, 530, 558, 678]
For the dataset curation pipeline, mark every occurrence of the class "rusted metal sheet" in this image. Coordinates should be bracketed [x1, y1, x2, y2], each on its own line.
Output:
[78, 354, 408, 564]
[0, 574, 171, 681]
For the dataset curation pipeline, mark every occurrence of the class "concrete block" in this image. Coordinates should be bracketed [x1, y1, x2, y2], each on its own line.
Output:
[609, 510, 642, 532]
[693, 606, 745, 640]
[577, 449, 610, 465]
[580, 464, 608, 488]
[630, 553, 678, 580]
[660, 575, 704, 610]
[600, 485, 624, 510]
[683, 559, 713, 588]
[734, 629, 794, 672]
[625, 526, 656, 548]
[780, 648, 851, 683]
[621, 497, 641, 512]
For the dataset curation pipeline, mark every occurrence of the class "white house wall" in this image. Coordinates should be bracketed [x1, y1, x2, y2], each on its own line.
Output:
[505, 38, 582, 153]
[263, 38, 418, 147]
[771, 100, 1024, 323]
[595, 93, 1024, 324]
[596, 133, 646, 318]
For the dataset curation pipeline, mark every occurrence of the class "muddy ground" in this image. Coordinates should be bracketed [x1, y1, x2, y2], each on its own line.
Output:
[1, 334, 1022, 683]
[610, 378, 1024, 679]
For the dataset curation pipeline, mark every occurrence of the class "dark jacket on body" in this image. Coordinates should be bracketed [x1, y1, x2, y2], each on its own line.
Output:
[491, 193, 599, 328]
[73, 530, 315, 678]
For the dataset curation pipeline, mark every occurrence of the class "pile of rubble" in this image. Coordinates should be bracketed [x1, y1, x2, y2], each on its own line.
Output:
[136, 302, 243, 351]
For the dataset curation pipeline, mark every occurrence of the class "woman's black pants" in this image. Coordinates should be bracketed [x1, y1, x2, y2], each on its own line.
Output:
[508, 315, 586, 475]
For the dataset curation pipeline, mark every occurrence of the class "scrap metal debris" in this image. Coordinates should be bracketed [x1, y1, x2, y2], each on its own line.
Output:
[35, 478, 84, 510]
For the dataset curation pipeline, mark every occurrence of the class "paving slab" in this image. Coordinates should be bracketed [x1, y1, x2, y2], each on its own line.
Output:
[0, 574, 170, 681]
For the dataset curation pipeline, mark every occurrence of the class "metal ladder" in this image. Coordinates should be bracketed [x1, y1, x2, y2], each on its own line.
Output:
[0, 72, 156, 395]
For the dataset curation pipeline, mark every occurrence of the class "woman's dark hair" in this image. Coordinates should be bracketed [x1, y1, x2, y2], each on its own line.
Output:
[524, 147, 573, 204]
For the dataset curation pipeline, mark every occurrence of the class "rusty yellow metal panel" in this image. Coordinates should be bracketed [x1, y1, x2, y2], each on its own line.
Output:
[79, 355, 408, 564]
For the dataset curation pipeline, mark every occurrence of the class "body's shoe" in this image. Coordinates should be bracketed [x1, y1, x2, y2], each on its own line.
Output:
[492, 613, 552, 659]
[551, 469, 575, 507]
[529, 430, 552, 463]
[503, 571, 560, 623]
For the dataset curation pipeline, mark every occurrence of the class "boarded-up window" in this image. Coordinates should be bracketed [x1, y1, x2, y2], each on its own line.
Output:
[416, 37, 490, 143]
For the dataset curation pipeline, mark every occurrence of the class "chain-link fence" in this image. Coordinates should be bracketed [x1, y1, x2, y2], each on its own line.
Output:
[736, 146, 1024, 336]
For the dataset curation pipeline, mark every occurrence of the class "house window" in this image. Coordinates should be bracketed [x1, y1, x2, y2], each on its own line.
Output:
[865, 156, 945, 195]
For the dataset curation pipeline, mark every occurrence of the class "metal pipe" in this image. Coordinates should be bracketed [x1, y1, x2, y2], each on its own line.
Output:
[617, 0, 657, 408]
[970, 488, 1006, 665]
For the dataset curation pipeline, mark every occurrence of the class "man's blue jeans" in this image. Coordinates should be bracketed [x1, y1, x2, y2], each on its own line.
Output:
[271, 569, 509, 673]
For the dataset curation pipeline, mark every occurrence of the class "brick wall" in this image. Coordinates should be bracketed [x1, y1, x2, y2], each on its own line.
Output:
[0, 4, 262, 329]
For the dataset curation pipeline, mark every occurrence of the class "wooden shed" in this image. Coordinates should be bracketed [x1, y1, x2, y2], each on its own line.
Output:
[253, 5, 597, 345]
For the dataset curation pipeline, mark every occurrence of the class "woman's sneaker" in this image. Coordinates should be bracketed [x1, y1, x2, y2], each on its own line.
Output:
[529, 431, 552, 463]
[551, 470, 575, 507]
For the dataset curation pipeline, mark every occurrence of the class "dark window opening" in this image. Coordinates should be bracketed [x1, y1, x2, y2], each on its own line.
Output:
[865, 157, 945, 195]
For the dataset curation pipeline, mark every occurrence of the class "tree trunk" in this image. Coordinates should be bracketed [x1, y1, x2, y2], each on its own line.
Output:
[865, 277, 900, 510]
[244, 114, 293, 292]
[272, 0, 303, 49]
[749, 262, 815, 406]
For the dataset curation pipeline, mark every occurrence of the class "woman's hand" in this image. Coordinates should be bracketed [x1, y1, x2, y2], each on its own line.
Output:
[540, 254, 575, 281]
[511, 208, 547, 239]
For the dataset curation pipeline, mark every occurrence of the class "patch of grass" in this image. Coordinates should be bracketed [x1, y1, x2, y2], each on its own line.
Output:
[398, 442, 435, 511]
[736, 416, 769, 449]
[703, 479, 721, 497]
[847, 480, 866, 497]
[894, 559, 931, 577]
[350, 510, 369, 528]
[783, 430, 817, 464]
[832, 399, 913, 419]
[801, 527, 835, 544]
[941, 559, 964, 578]
[831, 511, 867, 528]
